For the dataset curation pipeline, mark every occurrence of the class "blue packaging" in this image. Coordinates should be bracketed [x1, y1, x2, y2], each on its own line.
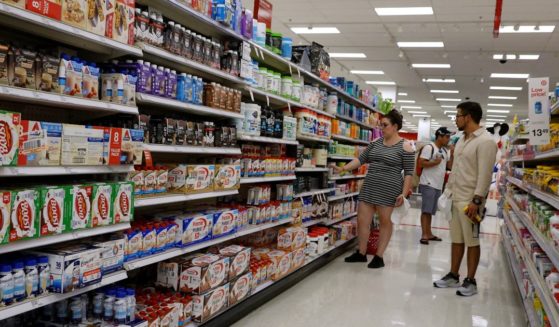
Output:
[210, 209, 238, 239]
[185, 74, 193, 103]
[177, 73, 186, 101]
[124, 229, 141, 262]
[174, 213, 213, 247]
[281, 37, 292, 59]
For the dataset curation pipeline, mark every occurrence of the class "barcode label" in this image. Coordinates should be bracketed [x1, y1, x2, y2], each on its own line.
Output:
[73, 158, 86, 164]
[23, 139, 44, 150]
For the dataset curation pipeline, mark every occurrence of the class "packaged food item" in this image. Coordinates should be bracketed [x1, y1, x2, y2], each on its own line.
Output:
[36, 54, 60, 92]
[62, 0, 87, 28]
[218, 245, 251, 280]
[210, 209, 237, 238]
[93, 235, 125, 274]
[214, 164, 241, 191]
[277, 228, 294, 251]
[123, 128, 144, 165]
[266, 250, 292, 280]
[66, 184, 92, 230]
[186, 165, 215, 194]
[112, 182, 134, 223]
[167, 164, 187, 192]
[0, 191, 11, 244]
[178, 253, 230, 294]
[113, 0, 135, 45]
[86, 0, 114, 36]
[291, 247, 305, 271]
[61, 124, 104, 165]
[174, 213, 213, 246]
[38, 186, 68, 237]
[8, 189, 39, 242]
[123, 73, 137, 106]
[18, 120, 63, 166]
[91, 183, 113, 227]
[0, 43, 8, 85]
[124, 228, 142, 261]
[63, 56, 83, 97]
[0, 110, 20, 166]
[82, 62, 100, 99]
[192, 283, 229, 323]
[150, 117, 176, 145]
[229, 272, 252, 306]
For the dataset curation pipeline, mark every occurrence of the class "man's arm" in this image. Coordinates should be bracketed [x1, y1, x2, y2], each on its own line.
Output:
[418, 145, 440, 168]
[474, 139, 498, 198]
[446, 145, 454, 170]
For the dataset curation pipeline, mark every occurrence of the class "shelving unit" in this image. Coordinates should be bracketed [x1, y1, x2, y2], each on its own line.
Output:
[240, 176, 296, 184]
[328, 192, 360, 202]
[335, 114, 373, 130]
[294, 188, 335, 198]
[509, 149, 559, 162]
[136, 93, 244, 119]
[327, 154, 355, 161]
[506, 176, 559, 209]
[295, 167, 329, 173]
[0, 165, 134, 177]
[238, 135, 299, 145]
[144, 144, 241, 155]
[135, 190, 239, 208]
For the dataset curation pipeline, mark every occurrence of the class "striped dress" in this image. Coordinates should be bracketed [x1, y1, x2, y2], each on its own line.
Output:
[358, 138, 415, 207]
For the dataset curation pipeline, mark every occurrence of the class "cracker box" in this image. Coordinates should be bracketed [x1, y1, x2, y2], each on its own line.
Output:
[218, 245, 251, 280]
[62, 0, 87, 29]
[0, 110, 20, 166]
[192, 283, 229, 324]
[112, 181, 134, 223]
[291, 247, 305, 271]
[175, 213, 212, 247]
[229, 272, 252, 306]
[91, 183, 113, 227]
[93, 235, 125, 274]
[0, 191, 11, 244]
[26, 0, 62, 20]
[67, 184, 92, 230]
[210, 209, 237, 239]
[186, 165, 215, 194]
[86, 0, 114, 36]
[113, 0, 134, 45]
[1, 0, 24, 8]
[38, 186, 68, 236]
[18, 120, 63, 166]
[61, 124, 104, 165]
[179, 253, 230, 294]
[214, 164, 241, 191]
[9, 189, 39, 242]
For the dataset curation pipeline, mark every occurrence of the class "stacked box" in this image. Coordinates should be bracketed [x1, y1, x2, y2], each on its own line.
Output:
[174, 213, 213, 247]
[93, 235, 125, 274]
[18, 121, 63, 166]
[38, 186, 68, 236]
[0, 110, 20, 166]
[91, 183, 113, 227]
[0, 191, 11, 244]
[186, 165, 215, 194]
[113, 181, 134, 223]
[218, 245, 251, 280]
[210, 209, 237, 239]
[192, 283, 229, 323]
[61, 124, 104, 165]
[214, 164, 241, 191]
[66, 184, 93, 230]
[178, 253, 230, 294]
[9, 188, 39, 242]
[229, 272, 252, 306]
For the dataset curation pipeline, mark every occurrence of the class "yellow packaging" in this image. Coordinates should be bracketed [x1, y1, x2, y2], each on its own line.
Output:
[62, 0, 87, 29]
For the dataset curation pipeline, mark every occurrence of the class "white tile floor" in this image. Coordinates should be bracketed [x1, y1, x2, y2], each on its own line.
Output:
[234, 209, 526, 327]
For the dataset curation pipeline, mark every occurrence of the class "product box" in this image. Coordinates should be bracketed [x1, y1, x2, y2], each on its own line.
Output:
[113, 0, 134, 45]
[61, 124, 104, 165]
[291, 247, 305, 271]
[175, 213, 213, 247]
[192, 283, 229, 323]
[9, 188, 39, 242]
[118, 128, 143, 165]
[26, 0, 62, 20]
[36, 54, 61, 93]
[9, 47, 36, 89]
[277, 228, 293, 251]
[210, 209, 237, 239]
[167, 164, 188, 192]
[38, 186, 68, 236]
[229, 272, 252, 306]
[86, 0, 114, 37]
[128, 170, 144, 196]
[179, 253, 230, 294]
[62, 57, 83, 96]
[93, 236, 125, 274]
[66, 184, 93, 230]
[266, 250, 292, 281]
[0, 110, 20, 166]
[186, 165, 215, 194]
[124, 228, 142, 261]
[214, 164, 241, 191]
[91, 183, 113, 227]
[0, 43, 8, 85]
[61, 0, 87, 29]
[0, 191, 11, 244]
[82, 63, 100, 98]
[218, 245, 251, 280]
[112, 181, 134, 223]
[18, 120, 63, 166]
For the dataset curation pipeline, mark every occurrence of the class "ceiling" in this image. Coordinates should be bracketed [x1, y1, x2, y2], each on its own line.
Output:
[246, 0, 559, 132]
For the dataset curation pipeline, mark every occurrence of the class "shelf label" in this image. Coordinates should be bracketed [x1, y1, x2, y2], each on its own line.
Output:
[528, 77, 550, 145]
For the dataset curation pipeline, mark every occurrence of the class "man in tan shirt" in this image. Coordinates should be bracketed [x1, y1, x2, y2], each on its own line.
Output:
[433, 101, 498, 297]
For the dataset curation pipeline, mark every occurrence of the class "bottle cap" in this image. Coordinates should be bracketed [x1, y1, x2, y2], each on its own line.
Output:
[127, 288, 135, 296]
[25, 258, 37, 267]
[117, 291, 127, 298]
[0, 264, 11, 273]
[12, 261, 23, 269]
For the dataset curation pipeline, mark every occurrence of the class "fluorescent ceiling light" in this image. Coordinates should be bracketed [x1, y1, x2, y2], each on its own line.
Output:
[407, 111, 427, 114]
[412, 64, 451, 69]
[486, 118, 506, 122]
[436, 98, 461, 102]
[430, 90, 459, 94]
[490, 86, 523, 91]
[397, 42, 444, 48]
[500, 25, 555, 33]
[413, 114, 431, 117]
[374, 7, 433, 16]
[490, 73, 529, 79]
[489, 96, 517, 100]
[329, 53, 367, 58]
[350, 70, 384, 75]
[401, 106, 422, 109]
[397, 100, 416, 103]
[487, 109, 510, 113]
[444, 111, 457, 114]
[519, 54, 540, 60]
[441, 105, 457, 108]
[493, 54, 517, 60]
[291, 27, 340, 34]
[398, 92, 408, 96]
[423, 78, 455, 83]
[488, 103, 513, 107]
[366, 81, 395, 85]
[487, 115, 508, 118]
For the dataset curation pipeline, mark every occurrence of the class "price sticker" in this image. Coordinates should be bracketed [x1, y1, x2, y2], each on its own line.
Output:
[528, 120, 551, 145]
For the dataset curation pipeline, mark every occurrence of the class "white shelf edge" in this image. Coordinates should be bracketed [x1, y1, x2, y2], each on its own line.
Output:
[328, 192, 360, 202]
[335, 114, 374, 130]
[135, 93, 244, 119]
[0, 165, 134, 177]
[245, 87, 336, 118]
[509, 149, 559, 162]
[135, 190, 239, 208]
[295, 167, 329, 173]
[332, 134, 370, 145]
[327, 155, 355, 161]
[302, 219, 324, 228]
[324, 212, 358, 226]
[238, 135, 299, 145]
[329, 174, 366, 180]
[240, 176, 296, 184]
[144, 144, 241, 155]
[296, 134, 331, 144]
[294, 188, 335, 198]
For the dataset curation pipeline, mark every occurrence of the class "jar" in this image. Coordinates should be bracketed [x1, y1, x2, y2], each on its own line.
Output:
[295, 109, 315, 135]
[281, 76, 292, 99]
[258, 67, 267, 89]
[266, 70, 274, 92]
[281, 37, 292, 59]
[327, 93, 338, 114]
[182, 29, 193, 59]
[273, 72, 281, 94]
[271, 32, 282, 54]
[292, 80, 302, 102]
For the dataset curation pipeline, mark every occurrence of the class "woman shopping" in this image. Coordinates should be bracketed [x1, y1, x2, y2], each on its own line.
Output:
[333, 109, 415, 268]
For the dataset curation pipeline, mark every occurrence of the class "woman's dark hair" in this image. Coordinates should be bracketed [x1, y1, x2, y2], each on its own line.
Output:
[457, 101, 483, 124]
[384, 109, 403, 130]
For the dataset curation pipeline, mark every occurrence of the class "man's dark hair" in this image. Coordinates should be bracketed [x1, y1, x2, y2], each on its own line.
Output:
[385, 109, 403, 130]
[457, 101, 483, 124]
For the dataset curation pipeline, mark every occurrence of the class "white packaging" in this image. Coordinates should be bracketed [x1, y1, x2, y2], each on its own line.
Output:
[61, 124, 104, 165]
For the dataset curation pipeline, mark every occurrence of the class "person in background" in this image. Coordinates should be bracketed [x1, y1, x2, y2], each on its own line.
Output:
[418, 127, 454, 245]
[333, 109, 415, 269]
[433, 102, 497, 296]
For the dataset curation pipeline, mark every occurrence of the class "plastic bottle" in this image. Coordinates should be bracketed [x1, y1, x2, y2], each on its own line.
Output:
[274, 110, 283, 138]
[126, 288, 136, 323]
[24, 258, 38, 298]
[185, 74, 194, 103]
[0, 264, 13, 306]
[12, 261, 25, 302]
[92, 290, 104, 319]
[114, 290, 128, 324]
[70, 296, 82, 324]
[192, 76, 198, 104]
[177, 73, 186, 102]
[104, 289, 116, 321]
[197, 77, 204, 105]
[56, 299, 69, 324]
[266, 108, 275, 137]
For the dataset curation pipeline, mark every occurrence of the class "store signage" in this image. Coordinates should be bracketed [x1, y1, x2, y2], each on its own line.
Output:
[254, 0, 273, 29]
[417, 118, 431, 142]
[528, 77, 550, 145]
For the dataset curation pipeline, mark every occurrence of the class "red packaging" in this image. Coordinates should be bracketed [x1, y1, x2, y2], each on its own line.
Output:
[26, 0, 62, 20]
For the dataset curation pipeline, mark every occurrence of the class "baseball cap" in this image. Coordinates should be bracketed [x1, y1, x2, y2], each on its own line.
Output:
[435, 127, 453, 137]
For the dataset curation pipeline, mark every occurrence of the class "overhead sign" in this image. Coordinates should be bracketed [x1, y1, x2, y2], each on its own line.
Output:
[528, 77, 550, 145]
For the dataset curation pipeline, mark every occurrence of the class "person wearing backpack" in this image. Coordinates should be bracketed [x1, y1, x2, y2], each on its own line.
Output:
[417, 127, 453, 245]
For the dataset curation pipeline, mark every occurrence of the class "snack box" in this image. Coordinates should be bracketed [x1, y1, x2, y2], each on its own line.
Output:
[290, 247, 305, 271]
[36, 54, 61, 93]
[213, 164, 241, 191]
[209, 209, 237, 239]
[38, 186, 68, 236]
[82, 62, 100, 99]
[9, 188, 39, 242]
[18, 120, 63, 166]
[192, 283, 229, 323]
[266, 250, 292, 281]
[229, 272, 252, 306]
[9, 47, 36, 89]
[26, 0, 62, 20]
[113, 0, 135, 45]
[179, 253, 230, 294]
[112, 181, 134, 223]
[121, 128, 143, 165]
[174, 212, 213, 247]
[0, 43, 8, 85]
[0, 191, 11, 244]
[218, 245, 251, 280]
[91, 183, 113, 227]
[1, 0, 24, 8]
[0, 110, 20, 166]
[128, 170, 144, 196]
[86, 0, 115, 37]
[186, 165, 215, 194]
[92, 235, 125, 274]
[62, 0, 87, 29]
[66, 184, 92, 231]
[167, 164, 187, 192]
[61, 124, 104, 165]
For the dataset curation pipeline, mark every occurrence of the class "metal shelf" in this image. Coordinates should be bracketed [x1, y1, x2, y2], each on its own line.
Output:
[329, 174, 366, 181]
[324, 212, 358, 226]
[328, 192, 360, 202]
[506, 176, 559, 209]
[240, 176, 296, 184]
[0, 4, 141, 58]
[135, 190, 239, 208]
[136, 93, 243, 119]
[0, 165, 134, 177]
[332, 134, 370, 145]
[238, 135, 299, 145]
[335, 115, 373, 130]
[245, 87, 335, 118]
[295, 167, 329, 173]
[302, 219, 324, 228]
[509, 148, 559, 162]
[327, 154, 355, 161]
[294, 188, 335, 198]
[296, 134, 331, 144]
[144, 144, 241, 155]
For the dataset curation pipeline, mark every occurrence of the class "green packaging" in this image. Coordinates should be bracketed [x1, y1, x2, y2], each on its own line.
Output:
[0, 191, 12, 244]
[8, 188, 39, 242]
[66, 184, 93, 231]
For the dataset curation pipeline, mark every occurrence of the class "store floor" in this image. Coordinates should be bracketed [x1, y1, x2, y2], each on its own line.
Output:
[234, 209, 525, 327]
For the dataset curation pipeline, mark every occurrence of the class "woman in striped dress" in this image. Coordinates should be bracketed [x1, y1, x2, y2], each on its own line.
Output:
[333, 110, 415, 268]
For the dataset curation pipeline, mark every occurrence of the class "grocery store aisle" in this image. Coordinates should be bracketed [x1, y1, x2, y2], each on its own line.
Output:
[234, 209, 525, 327]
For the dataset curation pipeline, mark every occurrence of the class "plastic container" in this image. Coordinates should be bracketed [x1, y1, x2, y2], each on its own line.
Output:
[70, 296, 82, 324]
[93, 291, 104, 319]
[24, 258, 38, 298]
[104, 289, 116, 321]
[12, 261, 25, 302]
[281, 76, 293, 99]
[271, 32, 282, 54]
[273, 72, 282, 95]
[0, 264, 13, 306]
[292, 80, 302, 102]
[114, 291, 128, 324]
[256, 22, 267, 46]
[281, 37, 292, 59]
[126, 288, 136, 323]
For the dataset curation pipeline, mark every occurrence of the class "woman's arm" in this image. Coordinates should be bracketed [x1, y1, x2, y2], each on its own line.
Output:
[396, 141, 416, 206]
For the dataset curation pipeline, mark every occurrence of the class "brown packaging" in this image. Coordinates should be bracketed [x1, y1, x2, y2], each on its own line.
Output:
[9, 47, 37, 89]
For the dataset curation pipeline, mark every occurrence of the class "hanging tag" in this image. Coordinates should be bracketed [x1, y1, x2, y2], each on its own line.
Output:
[249, 88, 255, 102]
[287, 102, 292, 113]
[296, 67, 301, 79]
[288, 64, 293, 75]
[259, 48, 265, 60]
[266, 95, 270, 107]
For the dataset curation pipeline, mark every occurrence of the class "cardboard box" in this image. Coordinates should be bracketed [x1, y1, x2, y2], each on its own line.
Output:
[61, 124, 104, 165]
[210, 209, 237, 239]
[0, 110, 20, 166]
[82, 63, 99, 98]
[67, 184, 92, 230]
[128, 129, 144, 165]
[192, 283, 229, 323]
[62, 57, 83, 97]
[91, 183, 113, 227]
[26, 0, 62, 20]
[266, 250, 292, 281]
[219, 245, 251, 280]
[9, 188, 39, 242]
[186, 165, 215, 194]
[124, 228, 141, 261]
[291, 247, 305, 271]
[229, 272, 252, 306]
[167, 164, 188, 192]
[62, 0, 87, 29]
[112, 0, 134, 45]
[93, 235, 125, 274]
[112, 181, 133, 223]
[179, 253, 230, 294]
[9, 47, 37, 89]
[0, 43, 8, 85]
[214, 164, 241, 191]
[36, 54, 61, 93]
[86, 0, 114, 37]
[175, 213, 212, 247]
[38, 186, 68, 236]
[18, 120, 63, 166]
[0, 191, 11, 244]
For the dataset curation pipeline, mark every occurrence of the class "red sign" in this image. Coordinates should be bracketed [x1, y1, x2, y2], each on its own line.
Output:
[254, 0, 273, 29]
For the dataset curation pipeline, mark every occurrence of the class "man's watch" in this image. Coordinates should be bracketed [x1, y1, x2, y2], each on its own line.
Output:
[472, 197, 483, 206]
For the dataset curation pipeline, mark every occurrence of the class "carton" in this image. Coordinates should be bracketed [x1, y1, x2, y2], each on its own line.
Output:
[128, 170, 144, 196]
[186, 165, 215, 194]
[82, 63, 100, 99]
[167, 164, 188, 192]
[218, 245, 251, 280]
[0, 110, 20, 166]
[36, 54, 60, 93]
[119, 128, 138, 165]
[124, 228, 141, 261]
[192, 283, 229, 323]
[18, 120, 63, 166]
[38, 186, 68, 236]
[291, 247, 305, 271]
[112, 181, 134, 223]
[210, 209, 237, 239]
[26, 0, 63, 20]
[113, 0, 134, 45]
[179, 253, 230, 294]
[9, 188, 39, 242]
[0, 43, 8, 85]
[9, 47, 36, 89]
[129, 129, 144, 165]
[62, 57, 83, 97]
[93, 235, 125, 274]
[61, 124, 104, 165]
[266, 250, 292, 280]
[214, 164, 241, 191]
[62, 0, 87, 29]
[0, 191, 11, 244]
[67, 184, 92, 230]
[229, 272, 252, 306]
[91, 183, 113, 227]
[86, 0, 114, 37]
[175, 213, 212, 247]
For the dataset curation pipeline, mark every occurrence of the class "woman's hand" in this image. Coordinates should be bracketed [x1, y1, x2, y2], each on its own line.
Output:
[331, 164, 344, 175]
[395, 194, 405, 207]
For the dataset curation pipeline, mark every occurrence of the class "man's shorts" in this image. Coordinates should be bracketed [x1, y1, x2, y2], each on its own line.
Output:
[450, 201, 481, 247]
[419, 184, 442, 215]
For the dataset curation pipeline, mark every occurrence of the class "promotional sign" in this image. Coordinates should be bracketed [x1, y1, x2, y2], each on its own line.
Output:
[417, 118, 431, 142]
[528, 77, 550, 145]
[254, 0, 273, 29]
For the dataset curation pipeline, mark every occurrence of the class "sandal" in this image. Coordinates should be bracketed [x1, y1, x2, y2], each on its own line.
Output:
[420, 239, 429, 245]
[429, 236, 443, 242]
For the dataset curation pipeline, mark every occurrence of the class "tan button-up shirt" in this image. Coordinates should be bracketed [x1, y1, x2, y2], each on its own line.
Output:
[448, 128, 498, 202]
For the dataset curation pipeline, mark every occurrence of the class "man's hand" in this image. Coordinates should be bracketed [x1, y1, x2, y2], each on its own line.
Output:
[432, 157, 443, 165]
[465, 202, 481, 223]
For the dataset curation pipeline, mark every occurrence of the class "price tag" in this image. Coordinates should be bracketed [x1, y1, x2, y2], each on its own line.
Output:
[249, 88, 255, 102]
[287, 102, 292, 113]
[529, 122, 550, 145]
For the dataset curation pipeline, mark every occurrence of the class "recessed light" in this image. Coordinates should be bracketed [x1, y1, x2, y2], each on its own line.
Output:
[374, 7, 434, 16]
[366, 81, 396, 85]
[488, 103, 513, 107]
[291, 27, 341, 34]
[350, 70, 384, 75]
[487, 115, 508, 118]
[500, 25, 555, 33]
[413, 114, 431, 117]
[488, 96, 517, 100]
[401, 106, 422, 109]
[397, 42, 444, 48]
[493, 54, 517, 60]
[436, 98, 461, 102]
[487, 109, 510, 113]
[398, 100, 416, 103]
[423, 78, 456, 83]
[518, 54, 540, 60]
[430, 90, 459, 94]
[490, 86, 523, 91]
[398, 92, 408, 96]
[441, 105, 457, 108]
[412, 64, 451, 68]
[444, 111, 457, 114]
[329, 53, 367, 58]
[490, 73, 530, 79]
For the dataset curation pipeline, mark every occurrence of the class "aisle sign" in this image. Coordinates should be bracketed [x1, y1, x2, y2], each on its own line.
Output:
[528, 77, 550, 145]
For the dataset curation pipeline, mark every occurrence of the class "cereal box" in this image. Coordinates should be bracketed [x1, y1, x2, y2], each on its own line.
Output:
[192, 283, 229, 323]
[175, 213, 212, 247]
[214, 164, 241, 191]
[67, 184, 92, 230]
[61, 124, 104, 165]
[178, 253, 230, 294]
[62, 0, 87, 29]
[18, 120, 62, 166]
[91, 183, 113, 227]
[112, 182, 133, 223]
[9, 189, 39, 242]
[0, 110, 20, 166]
[186, 165, 215, 194]
[26, 0, 62, 20]
[113, 0, 134, 45]
[229, 272, 252, 306]
[210, 209, 237, 239]
[218, 245, 251, 280]
[38, 186, 68, 236]
[0, 191, 11, 244]
[86, 0, 114, 37]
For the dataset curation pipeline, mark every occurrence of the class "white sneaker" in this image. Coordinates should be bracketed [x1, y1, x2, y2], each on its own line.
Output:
[433, 272, 460, 288]
[456, 278, 478, 296]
